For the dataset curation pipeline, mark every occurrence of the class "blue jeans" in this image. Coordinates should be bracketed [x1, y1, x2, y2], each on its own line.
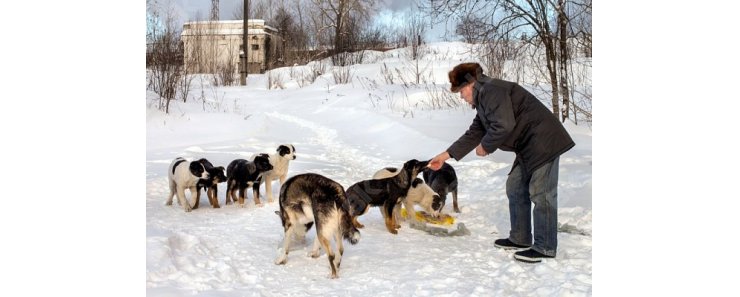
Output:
[506, 157, 559, 256]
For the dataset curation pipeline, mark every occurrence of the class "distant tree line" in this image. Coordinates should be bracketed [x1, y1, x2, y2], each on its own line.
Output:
[227, 0, 419, 67]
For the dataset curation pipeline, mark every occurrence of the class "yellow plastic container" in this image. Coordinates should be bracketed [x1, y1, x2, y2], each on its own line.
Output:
[401, 208, 455, 225]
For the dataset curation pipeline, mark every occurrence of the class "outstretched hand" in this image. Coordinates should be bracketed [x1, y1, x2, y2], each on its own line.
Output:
[428, 151, 450, 171]
[475, 144, 488, 156]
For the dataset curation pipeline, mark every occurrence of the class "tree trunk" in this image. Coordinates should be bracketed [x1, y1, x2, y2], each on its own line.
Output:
[333, 1, 345, 55]
[557, 0, 570, 122]
[543, 34, 560, 117]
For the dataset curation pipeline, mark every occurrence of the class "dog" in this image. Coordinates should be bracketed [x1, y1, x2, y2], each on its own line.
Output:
[423, 162, 460, 213]
[166, 157, 210, 212]
[346, 159, 429, 234]
[193, 158, 227, 209]
[373, 168, 444, 223]
[274, 173, 360, 279]
[250, 144, 296, 203]
[225, 154, 273, 207]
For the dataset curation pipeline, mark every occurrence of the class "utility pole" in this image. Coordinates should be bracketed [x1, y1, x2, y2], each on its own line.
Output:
[240, 0, 249, 85]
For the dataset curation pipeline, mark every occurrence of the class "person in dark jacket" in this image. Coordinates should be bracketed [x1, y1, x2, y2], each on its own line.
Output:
[428, 62, 575, 263]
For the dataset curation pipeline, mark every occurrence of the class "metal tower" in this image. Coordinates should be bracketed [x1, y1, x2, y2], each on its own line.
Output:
[210, 0, 219, 21]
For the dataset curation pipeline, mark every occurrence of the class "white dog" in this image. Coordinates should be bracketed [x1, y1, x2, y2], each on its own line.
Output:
[251, 144, 296, 203]
[167, 157, 210, 212]
[373, 167, 444, 223]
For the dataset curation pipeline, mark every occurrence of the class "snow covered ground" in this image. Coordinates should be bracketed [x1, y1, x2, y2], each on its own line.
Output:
[146, 43, 592, 296]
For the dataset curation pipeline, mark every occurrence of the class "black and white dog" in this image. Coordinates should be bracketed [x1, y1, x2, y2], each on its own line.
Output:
[274, 173, 360, 279]
[194, 158, 227, 209]
[373, 168, 444, 222]
[346, 159, 429, 234]
[166, 157, 210, 212]
[225, 154, 273, 207]
[251, 144, 296, 203]
[422, 162, 460, 213]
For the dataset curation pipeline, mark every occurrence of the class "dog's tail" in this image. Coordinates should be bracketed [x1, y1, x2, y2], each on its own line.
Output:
[338, 190, 360, 245]
[276, 178, 292, 230]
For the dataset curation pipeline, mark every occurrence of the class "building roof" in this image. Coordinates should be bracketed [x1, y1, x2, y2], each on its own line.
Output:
[182, 19, 278, 36]
[182, 28, 275, 36]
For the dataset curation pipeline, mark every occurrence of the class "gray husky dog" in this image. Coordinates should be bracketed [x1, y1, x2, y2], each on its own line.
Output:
[274, 173, 360, 279]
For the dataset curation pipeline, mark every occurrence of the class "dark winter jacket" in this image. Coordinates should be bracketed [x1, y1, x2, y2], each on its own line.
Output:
[446, 76, 575, 174]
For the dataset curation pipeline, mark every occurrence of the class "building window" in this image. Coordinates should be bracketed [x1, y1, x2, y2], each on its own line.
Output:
[252, 44, 259, 50]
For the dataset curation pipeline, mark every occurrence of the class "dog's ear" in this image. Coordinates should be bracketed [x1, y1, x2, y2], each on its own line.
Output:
[189, 162, 205, 175]
[274, 211, 280, 216]
[217, 166, 225, 171]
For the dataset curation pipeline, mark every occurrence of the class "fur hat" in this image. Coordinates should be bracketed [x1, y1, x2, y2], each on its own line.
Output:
[448, 62, 483, 92]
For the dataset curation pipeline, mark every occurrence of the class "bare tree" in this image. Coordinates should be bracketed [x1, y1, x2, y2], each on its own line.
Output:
[183, 12, 207, 74]
[359, 26, 387, 50]
[422, 0, 591, 123]
[215, 38, 238, 86]
[570, 0, 592, 57]
[480, 29, 522, 80]
[455, 14, 486, 43]
[404, 11, 427, 60]
[310, 0, 378, 57]
[499, 0, 562, 119]
[567, 0, 592, 124]
[273, 5, 295, 65]
[232, 0, 269, 20]
[147, 0, 186, 114]
[557, 0, 570, 121]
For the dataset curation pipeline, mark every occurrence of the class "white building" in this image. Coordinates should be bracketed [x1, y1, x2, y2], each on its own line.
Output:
[181, 19, 280, 74]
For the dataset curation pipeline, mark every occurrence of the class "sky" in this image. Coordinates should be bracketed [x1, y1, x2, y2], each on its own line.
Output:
[170, 0, 419, 20]
[4, 1, 740, 296]
[145, 42, 593, 296]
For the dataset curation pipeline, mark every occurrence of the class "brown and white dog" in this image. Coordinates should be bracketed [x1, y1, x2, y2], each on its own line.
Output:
[372, 167, 444, 223]
[251, 144, 296, 203]
[166, 157, 210, 212]
[274, 173, 360, 279]
[194, 158, 227, 209]
[346, 159, 429, 234]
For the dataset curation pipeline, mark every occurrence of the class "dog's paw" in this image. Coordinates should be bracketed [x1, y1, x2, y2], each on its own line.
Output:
[185, 208, 192, 213]
[256, 203, 264, 208]
[308, 250, 320, 258]
[274, 255, 288, 265]
[388, 229, 398, 235]
[165, 201, 172, 206]
[238, 203, 246, 208]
